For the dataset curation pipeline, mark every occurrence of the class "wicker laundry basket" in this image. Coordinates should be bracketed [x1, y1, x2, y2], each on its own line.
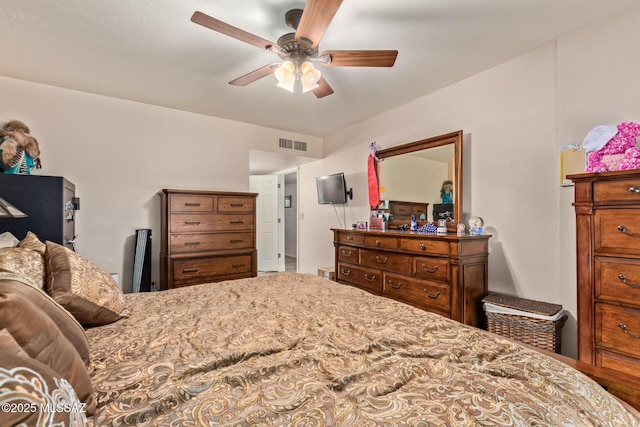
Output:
[483, 293, 567, 354]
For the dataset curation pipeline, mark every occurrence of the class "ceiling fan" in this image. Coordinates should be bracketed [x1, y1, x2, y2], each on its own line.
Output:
[191, 0, 398, 98]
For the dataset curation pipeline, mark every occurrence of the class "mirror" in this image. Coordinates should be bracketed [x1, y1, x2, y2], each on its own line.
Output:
[375, 131, 462, 228]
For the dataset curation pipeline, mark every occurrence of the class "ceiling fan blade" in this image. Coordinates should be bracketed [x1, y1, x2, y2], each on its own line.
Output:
[321, 50, 398, 67]
[191, 11, 277, 50]
[295, 0, 343, 48]
[229, 64, 277, 86]
[312, 77, 334, 98]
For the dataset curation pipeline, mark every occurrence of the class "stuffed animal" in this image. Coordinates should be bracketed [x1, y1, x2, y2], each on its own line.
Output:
[583, 121, 640, 173]
[0, 120, 42, 174]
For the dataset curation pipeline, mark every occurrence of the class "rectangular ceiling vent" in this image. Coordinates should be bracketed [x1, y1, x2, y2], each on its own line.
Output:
[278, 138, 307, 152]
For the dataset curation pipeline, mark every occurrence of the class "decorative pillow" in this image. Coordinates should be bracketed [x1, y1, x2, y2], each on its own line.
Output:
[17, 230, 46, 255]
[0, 290, 95, 413]
[0, 336, 89, 426]
[0, 275, 90, 366]
[0, 246, 45, 289]
[0, 231, 18, 248]
[45, 241, 127, 326]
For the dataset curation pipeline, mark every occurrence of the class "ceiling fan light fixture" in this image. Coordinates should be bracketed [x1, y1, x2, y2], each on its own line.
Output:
[275, 60, 321, 94]
[275, 60, 296, 92]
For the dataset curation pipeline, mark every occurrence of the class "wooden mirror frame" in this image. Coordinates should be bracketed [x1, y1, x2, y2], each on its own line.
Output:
[376, 130, 463, 229]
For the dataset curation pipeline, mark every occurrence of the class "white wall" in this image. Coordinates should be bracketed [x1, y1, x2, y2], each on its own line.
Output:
[298, 6, 640, 357]
[0, 77, 321, 292]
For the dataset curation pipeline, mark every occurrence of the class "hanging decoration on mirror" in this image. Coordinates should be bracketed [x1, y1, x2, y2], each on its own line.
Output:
[368, 142, 383, 209]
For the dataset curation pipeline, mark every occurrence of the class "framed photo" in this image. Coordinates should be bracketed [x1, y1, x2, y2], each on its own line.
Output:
[356, 220, 368, 230]
[284, 195, 292, 208]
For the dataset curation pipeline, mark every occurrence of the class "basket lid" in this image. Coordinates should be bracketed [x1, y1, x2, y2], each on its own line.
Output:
[482, 293, 562, 316]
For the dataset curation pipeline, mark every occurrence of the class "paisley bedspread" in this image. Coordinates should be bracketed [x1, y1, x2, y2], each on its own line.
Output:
[85, 273, 639, 426]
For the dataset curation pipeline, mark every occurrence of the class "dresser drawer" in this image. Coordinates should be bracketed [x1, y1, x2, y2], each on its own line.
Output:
[337, 232, 364, 246]
[383, 272, 450, 312]
[170, 195, 214, 212]
[364, 235, 398, 250]
[337, 246, 359, 263]
[360, 249, 411, 274]
[217, 197, 255, 212]
[597, 348, 640, 378]
[414, 256, 450, 282]
[594, 178, 640, 205]
[595, 257, 640, 304]
[595, 210, 640, 253]
[596, 303, 640, 359]
[337, 263, 382, 294]
[170, 232, 254, 254]
[400, 238, 449, 255]
[170, 213, 254, 233]
[173, 254, 253, 284]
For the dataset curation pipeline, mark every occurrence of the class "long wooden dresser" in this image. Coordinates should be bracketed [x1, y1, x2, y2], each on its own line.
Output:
[569, 170, 640, 408]
[333, 229, 490, 327]
[159, 189, 257, 290]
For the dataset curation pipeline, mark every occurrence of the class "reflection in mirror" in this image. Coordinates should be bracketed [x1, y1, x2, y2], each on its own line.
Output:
[378, 144, 455, 222]
[374, 131, 463, 228]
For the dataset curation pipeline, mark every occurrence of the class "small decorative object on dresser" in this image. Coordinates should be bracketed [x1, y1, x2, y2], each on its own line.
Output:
[159, 189, 257, 290]
[568, 170, 640, 409]
[333, 228, 490, 327]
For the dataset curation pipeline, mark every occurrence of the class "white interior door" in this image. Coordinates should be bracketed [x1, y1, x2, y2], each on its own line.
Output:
[250, 175, 284, 272]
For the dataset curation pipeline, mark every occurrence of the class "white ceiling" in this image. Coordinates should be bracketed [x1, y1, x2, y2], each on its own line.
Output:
[1, 0, 639, 139]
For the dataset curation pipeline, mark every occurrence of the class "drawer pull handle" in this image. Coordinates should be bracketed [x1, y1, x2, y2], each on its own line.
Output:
[423, 289, 441, 299]
[630, 186, 640, 194]
[364, 274, 377, 282]
[341, 250, 354, 257]
[340, 268, 351, 276]
[375, 255, 388, 264]
[230, 204, 245, 208]
[184, 242, 201, 246]
[185, 203, 201, 207]
[619, 323, 640, 339]
[617, 225, 639, 237]
[421, 264, 439, 273]
[347, 236, 353, 240]
[618, 274, 640, 289]
[184, 221, 201, 226]
[230, 239, 244, 243]
[375, 240, 381, 246]
[419, 244, 426, 250]
[230, 220, 245, 224]
[388, 280, 402, 289]
[183, 268, 198, 273]
[232, 263, 245, 268]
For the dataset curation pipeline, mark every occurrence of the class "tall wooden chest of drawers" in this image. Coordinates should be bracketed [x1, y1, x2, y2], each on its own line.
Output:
[159, 189, 257, 290]
[332, 229, 490, 327]
[569, 170, 640, 408]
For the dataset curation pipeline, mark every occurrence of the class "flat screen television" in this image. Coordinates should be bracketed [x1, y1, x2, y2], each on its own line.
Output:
[316, 172, 348, 204]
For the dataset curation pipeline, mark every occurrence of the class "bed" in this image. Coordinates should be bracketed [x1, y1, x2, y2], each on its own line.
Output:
[1, 234, 639, 426]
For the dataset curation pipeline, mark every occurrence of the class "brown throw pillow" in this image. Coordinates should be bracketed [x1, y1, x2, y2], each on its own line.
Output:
[0, 336, 89, 426]
[17, 231, 46, 255]
[0, 275, 90, 366]
[45, 241, 127, 326]
[0, 246, 45, 289]
[0, 291, 95, 413]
